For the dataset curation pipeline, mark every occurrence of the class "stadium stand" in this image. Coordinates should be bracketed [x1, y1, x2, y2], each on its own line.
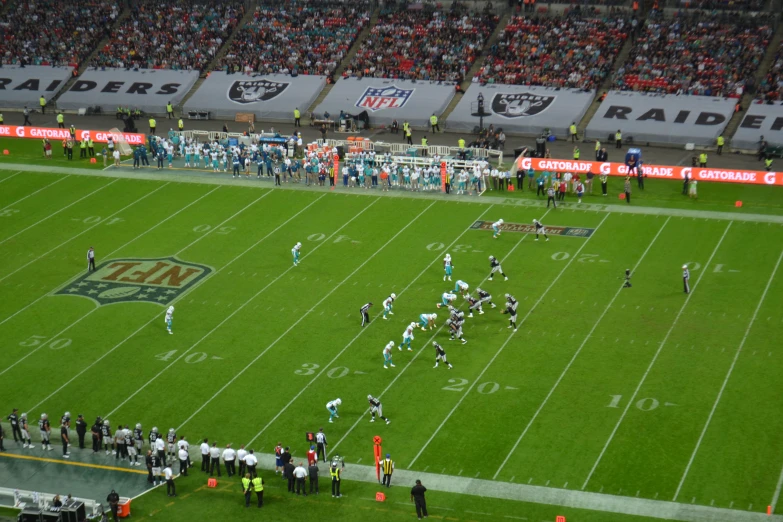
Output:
[0, 0, 120, 67]
[344, 4, 498, 82]
[215, 1, 372, 77]
[91, 0, 245, 71]
[756, 41, 783, 102]
[611, 10, 772, 97]
[472, 14, 630, 89]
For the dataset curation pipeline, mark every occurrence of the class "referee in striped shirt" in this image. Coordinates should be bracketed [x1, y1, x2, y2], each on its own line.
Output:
[87, 247, 96, 272]
[360, 302, 372, 327]
[682, 264, 690, 294]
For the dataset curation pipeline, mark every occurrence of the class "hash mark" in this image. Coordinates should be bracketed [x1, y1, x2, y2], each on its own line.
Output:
[599, 486, 604, 493]
[545, 480, 550, 486]
[654, 492, 658, 499]
[564, 482, 568, 488]
[729, 501, 733, 509]
[691, 497, 696, 504]
[458, 470, 463, 476]
[422, 466, 429, 472]
[710, 499, 714, 506]
[509, 476, 514, 482]
[475, 472, 480, 478]
[441, 468, 446, 474]
[636, 490, 640, 497]
[356, 458, 362, 464]
[527, 478, 533, 484]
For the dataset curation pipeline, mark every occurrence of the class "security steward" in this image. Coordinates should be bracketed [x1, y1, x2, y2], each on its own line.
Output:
[430, 113, 439, 133]
[166, 102, 174, 119]
[405, 126, 413, 145]
[699, 152, 707, 168]
[242, 473, 253, 507]
[330, 456, 343, 497]
[421, 136, 428, 156]
[75, 414, 87, 449]
[294, 107, 301, 127]
[381, 454, 394, 487]
[252, 475, 264, 507]
[39, 95, 47, 114]
[573, 146, 580, 160]
[178, 118, 184, 131]
[57, 112, 64, 128]
[149, 117, 156, 135]
[569, 122, 577, 142]
[615, 129, 622, 149]
[87, 138, 95, 157]
[79, 139, 87, 158]
[716, 134, 724, 155]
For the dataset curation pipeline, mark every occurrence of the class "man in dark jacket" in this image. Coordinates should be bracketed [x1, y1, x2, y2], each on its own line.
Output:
[284, 458, 296, 493]
[106, 489, 120, 522]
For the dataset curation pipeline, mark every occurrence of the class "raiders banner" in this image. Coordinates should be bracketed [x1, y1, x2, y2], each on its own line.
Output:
[446, 84, 593, 136]
[0, 65, 73, 108]
[57, 68, 199, 115]
[184, 72, 326, 121]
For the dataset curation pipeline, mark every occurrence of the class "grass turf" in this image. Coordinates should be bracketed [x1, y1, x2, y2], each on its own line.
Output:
[2, 168, 783, 521]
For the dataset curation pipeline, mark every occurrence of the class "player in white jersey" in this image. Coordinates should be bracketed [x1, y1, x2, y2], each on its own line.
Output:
[382, 293, 396, 320]
[454, 280, 469, 297]
[398, 322, 416, 351]
[292, 242, 302, 266]
[326, 398, 341, 423]
[418, 313, 437, 331]
[443, 253, 453, 281]
[492, 219, 504, 239]
[437, 292, 457, 308]
[221, 151, 228, 172]
[165, 306, 174, 334]
[184, 144, 192, 167]
[210, 150, 219, 171]
[382, 341, 395, 369]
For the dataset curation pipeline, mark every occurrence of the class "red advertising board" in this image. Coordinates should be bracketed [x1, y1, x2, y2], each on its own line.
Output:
[0, 125, 146, 145]
[516, 156, 783, 187]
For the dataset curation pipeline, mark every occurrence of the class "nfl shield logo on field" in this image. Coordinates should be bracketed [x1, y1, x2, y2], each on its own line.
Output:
[228, 80, 289, 104]
[355, 85, 414, 112]
[491, 92, 555, 118]
[55, 257, 212, 306]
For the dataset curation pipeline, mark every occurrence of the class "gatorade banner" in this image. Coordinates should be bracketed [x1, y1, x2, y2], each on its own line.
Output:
[516, 156, 783, 186]
[0, 125, 146, 145]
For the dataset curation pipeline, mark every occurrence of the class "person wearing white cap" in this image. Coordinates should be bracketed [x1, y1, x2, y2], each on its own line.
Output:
[682, 264, 690, 294]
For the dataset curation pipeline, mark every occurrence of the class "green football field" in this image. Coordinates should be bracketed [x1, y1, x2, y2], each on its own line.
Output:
[2, 165, 783, 522]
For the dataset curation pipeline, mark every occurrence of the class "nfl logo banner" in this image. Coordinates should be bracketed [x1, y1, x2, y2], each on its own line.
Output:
[355, 85, 414, 112]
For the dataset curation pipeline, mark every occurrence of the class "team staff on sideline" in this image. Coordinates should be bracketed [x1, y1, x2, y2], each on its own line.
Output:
[411, 479, 428, 520]
[200, 438, 210, 472]
[178, 444, 189, 476]
[244, 449, 258, 478]
[294, 462, 308, 495]
[381, 454, 394, 487]
[209, 441, 222, 477]
[164, 464, 176, 496]
[309, 461, 320, 494]
[7, 409, 21, 443]
[106, 490, 120, 522]
[223, 444, 236, 476]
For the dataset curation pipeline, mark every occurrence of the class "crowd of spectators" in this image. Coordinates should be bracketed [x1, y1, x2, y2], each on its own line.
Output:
[612, 11, 772, 97]
[91, 0, 244, 71]
[0, 0, 120, 67]
[755, 41, 783, 102]
[216, 1, 371, 77]
[344, 4, 498, 82]
[471, 14, 629, 89]
[666, 0, 765, 12]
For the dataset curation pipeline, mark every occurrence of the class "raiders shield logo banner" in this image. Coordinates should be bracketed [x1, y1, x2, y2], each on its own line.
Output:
[491, 93, 555, 118]
[355, 85, 414, 112]
[228, 80, 289, 104]
[55, 257, 212, 306]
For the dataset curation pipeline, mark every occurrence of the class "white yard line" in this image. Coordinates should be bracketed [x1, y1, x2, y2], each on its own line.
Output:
[174, 199, 436, 430]
[673, 245, 783, 501]
[0, 174, 70, 212]
[0, 186, 222, 328]
[25, 191, 319, 413]
[406, 212, 610, 468]
[0, 178, 120, 246]
[0, 171, 22, 184]
[581, 221, 733, 491]
[0, 182, 171, 286]
[493, 216, 671, 480]
[10, 191, 275, 385]
[771, 462, 783, 513]
[244, 204, 496, 447]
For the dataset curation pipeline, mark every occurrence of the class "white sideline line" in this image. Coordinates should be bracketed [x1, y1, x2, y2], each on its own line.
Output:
[674, 245, 783, 501]
[0, 171, 21, 184]
[493, 216, 671, 480]
[0, 186, 221, 328]
[244, 204, 496, 448]
[772, 463, 783, 514]
[0, 178, 120, 246]
[22, 190, 288, 411]
[0, 182, 171, 286]
[326, 208, 551, 458]
[0, 174, 69, 212]
[581, 221, 733, 490]
[175, 199, 435, 430]
[407, 212, 611, 468]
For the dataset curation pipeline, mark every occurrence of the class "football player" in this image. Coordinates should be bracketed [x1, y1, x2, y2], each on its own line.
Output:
[133, 424, 144, 466]
[165, 306, 174, 335]
[125, 425, 139, 466]
[383, 341, 395, 369]
[437, 292, 457, 309]
[505, 293, 519, 312]
[488, 255, 508, 281]
[20, 413, 33, 449]
[101, 419, 113, 455]
[367, 395, 390, 424]
[454, 279, 469, 297]
[419, 312, 437, 331]
[433, 342, 453, 369]
[382, 293, 397, 320]
[326, 398, 342, 423]
[502, 295, 519, 332]
[447, 318, 467, 344]
[38, 413, 52, 451]
[443, 253, 453, 282]
[492, 218, 504, 239]
[166, 428, 177, 459]
[467, 295, 483, 317]
[533, 218, 549, 241]
[399, 322, 416, 351]
[292, 242, 302, 266]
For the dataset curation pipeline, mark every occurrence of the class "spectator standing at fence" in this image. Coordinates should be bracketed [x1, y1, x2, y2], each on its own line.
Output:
[23, 106, 32, 126]
[166, 102, 174, 119]
[615, 130, 622, 149]
[430, 114, 439, 133]
[597, 147, 608, 162]
[570, 122, 578, 142]
[716, 134, 724, 155]
[39, 95, 46, 114]
[294, 108, 301, 127]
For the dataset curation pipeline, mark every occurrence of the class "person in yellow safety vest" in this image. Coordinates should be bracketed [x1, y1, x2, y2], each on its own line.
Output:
[381, 454, 394, 488]
[405, 127, 412, 146]
[242, 473, 253, 507]
[149, 118, 156, 135]
[0, 113, 4, 124]
[294, 108, 301, 127]
[87, 138, 95, 157]
[57, 113, 64, 128]
[458, 138, 465, 149]
[79, 139, 87, 158]
[573, 147, 580, 160]
[39, 95, 46, 114]
[403, 120, 409, 134]
[595, 139, 601, 154]
[569, 122, 577, 142]
[716, 134, 725, 155]
[430, 114, 439, 133]
[166, 102, 174, 119]
[421, 136, 428, 157]
[765, 157, 773, 171]
[615, 130, 622, 149]
[330, 460, 342, 497]
[251, 476, 264, 507]
[178, 118, 184, 131]
[69, 124, 76, 138]
[699, 152, 707, 167]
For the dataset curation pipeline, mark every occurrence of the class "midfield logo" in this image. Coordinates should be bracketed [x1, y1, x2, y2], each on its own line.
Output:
[491, 92, 555, 118]
[355, 85, 414, 112]
[470, 221, 595, 238]
[228, 79, 289, 104]
[55, 257, 212, 306]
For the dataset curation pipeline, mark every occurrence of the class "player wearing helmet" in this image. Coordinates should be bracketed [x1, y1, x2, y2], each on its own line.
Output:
[488, 255, 508, 281]
[382, 293, 396, 320]
[292, 241, 302, 266]
[165, 306, 174, 334]
[419, 313, 437, 331]
[492, 219, 504, 239]
[326, 398, 341, 423]
[399, 322, 416, 351]
[533, 219, 549, 241]
[367, 395, 390, 424]
[383, 341, 395, 369]
[443, 253, 454, 281]
[433, 342, 453, 369]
